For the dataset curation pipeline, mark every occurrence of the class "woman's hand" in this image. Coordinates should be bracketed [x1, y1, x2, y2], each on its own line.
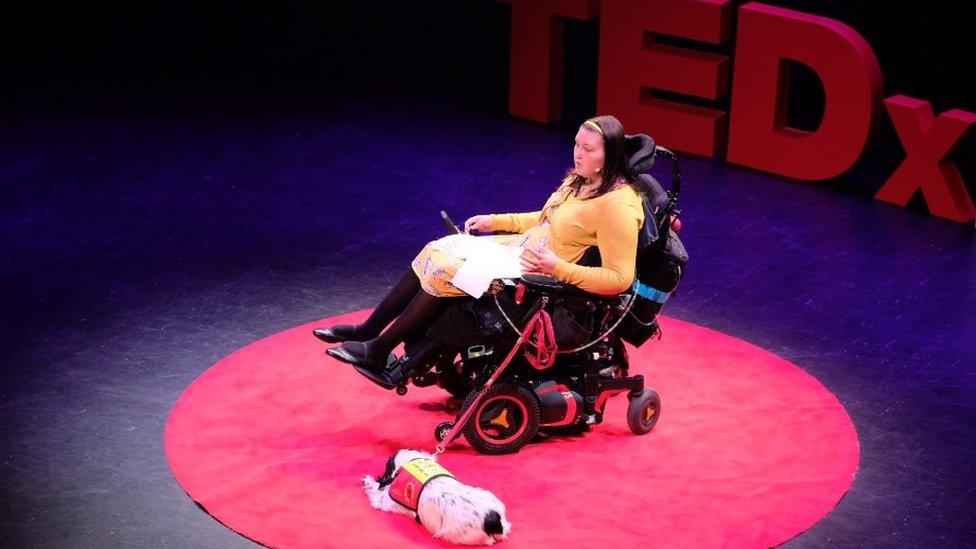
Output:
[520, 246, 558, 276]
[463, 215, 493, 234]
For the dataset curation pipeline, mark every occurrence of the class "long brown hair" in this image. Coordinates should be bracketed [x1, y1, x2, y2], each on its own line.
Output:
[564, 115, 635, 199]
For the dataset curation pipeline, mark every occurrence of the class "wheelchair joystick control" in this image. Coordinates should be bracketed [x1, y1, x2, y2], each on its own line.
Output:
[440, 210, 461, 234]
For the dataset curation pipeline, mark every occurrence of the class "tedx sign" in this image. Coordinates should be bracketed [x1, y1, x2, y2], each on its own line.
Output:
[499, 0, 975, 223]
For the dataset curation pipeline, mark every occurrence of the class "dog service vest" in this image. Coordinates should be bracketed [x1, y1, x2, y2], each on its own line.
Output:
[389, 458, 455, 511]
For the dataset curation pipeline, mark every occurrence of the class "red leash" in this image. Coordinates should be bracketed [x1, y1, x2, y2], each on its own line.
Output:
[522, 307, 557, 370]
[434, 305, 554, 454]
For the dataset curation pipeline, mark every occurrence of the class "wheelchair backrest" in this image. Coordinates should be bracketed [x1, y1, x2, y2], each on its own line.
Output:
[580, 134, 688, 347]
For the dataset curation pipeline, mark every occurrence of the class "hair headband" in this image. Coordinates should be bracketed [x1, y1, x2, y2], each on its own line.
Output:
[583, 120, 604, 135]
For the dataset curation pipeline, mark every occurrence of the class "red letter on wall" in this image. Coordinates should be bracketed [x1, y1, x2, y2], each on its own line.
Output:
[875, 96, 976, 222]
[726, 3, 883, 180]
[597, 0, 733, 157]
[499, 0, 600, 123]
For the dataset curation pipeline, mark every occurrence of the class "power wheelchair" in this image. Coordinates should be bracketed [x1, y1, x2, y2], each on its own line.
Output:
[354, 135, 688, 454]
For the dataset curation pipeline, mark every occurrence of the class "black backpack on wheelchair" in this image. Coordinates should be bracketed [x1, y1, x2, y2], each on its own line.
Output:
[356, 134, 688, 454]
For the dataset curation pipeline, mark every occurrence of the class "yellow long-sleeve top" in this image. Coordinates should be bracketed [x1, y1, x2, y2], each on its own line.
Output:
[487, 182, 645, 295]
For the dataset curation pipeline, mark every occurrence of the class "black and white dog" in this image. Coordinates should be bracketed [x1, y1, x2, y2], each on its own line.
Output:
[363, 449, 512, 545]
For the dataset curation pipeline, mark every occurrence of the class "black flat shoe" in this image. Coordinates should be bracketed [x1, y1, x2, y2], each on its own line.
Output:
[313, 325, 359, 343]
[327, 343, 401, 390]
[325, 341, 390, 371]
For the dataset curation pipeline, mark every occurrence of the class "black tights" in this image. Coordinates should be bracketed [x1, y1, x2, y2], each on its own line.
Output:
[351, 267, 422, 340]
[344, 268, 455, 359]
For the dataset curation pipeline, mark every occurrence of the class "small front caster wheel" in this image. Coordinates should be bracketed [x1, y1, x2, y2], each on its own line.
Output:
[395, 385, 408, 396]
[434, 422, 455, 443]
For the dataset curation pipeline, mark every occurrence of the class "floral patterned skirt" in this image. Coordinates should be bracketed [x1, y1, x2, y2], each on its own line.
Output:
[411, 226, 551, 297]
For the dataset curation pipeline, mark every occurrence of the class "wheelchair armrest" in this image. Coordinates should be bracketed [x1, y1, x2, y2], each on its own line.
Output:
[520, 273, 564, 291]
[518, 273, 629, 305]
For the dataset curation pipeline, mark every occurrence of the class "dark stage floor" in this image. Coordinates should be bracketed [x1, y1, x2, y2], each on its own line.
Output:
[1, 88, 974, 547]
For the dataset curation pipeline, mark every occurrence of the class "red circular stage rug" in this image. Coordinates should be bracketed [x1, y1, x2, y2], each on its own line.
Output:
[165, 312, 859, 548]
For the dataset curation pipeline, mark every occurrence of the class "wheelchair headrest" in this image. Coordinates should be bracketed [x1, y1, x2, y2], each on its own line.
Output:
[625, 133, 656, 174]
[625, 132, 669, 214]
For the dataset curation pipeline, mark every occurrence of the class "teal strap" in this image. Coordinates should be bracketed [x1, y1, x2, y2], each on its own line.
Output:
[634, 281, 670, 304]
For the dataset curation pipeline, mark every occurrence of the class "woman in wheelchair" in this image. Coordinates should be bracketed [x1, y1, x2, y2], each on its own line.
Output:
[315, 115, 645, 372]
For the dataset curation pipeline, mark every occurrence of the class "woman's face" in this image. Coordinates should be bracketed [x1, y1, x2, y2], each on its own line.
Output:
[573, 126, 605, 180]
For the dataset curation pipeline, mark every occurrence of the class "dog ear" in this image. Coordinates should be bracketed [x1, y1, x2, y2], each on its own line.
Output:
[377, 455, 397, 488]
[483, 510, 504, 536]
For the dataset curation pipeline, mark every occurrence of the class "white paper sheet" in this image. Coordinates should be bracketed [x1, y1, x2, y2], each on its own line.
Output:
[428, 234, 525, 297]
